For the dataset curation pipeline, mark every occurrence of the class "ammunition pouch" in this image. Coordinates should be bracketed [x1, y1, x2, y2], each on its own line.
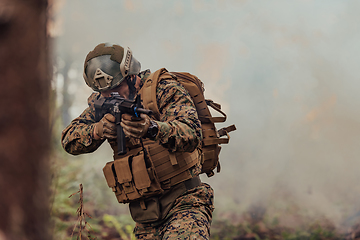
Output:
[103, 149, 163, 203]
[129, 197, 161, 223]
[103, 141, 201, 204]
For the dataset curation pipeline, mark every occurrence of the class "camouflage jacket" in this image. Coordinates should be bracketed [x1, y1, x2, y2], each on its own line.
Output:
[61, 69, 202, 156]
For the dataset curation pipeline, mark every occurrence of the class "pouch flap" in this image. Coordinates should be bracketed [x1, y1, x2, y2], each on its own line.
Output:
[132, 153, 151, 190]
[102, 162, 116, 188]
[113, 157, 132, 184]
[129, 197, 161, 223]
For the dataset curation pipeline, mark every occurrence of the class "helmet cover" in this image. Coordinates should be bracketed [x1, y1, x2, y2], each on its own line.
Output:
[83, 43, 141, 92]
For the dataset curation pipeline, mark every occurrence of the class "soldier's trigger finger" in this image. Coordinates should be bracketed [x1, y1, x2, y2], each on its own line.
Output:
[103, 113, 115, 123]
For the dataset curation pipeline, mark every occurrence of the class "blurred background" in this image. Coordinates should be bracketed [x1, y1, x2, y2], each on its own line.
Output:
[49, 0, 360, 239]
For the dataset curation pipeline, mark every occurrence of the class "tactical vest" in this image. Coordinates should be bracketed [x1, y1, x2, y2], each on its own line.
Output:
[103, 124, 201, 204]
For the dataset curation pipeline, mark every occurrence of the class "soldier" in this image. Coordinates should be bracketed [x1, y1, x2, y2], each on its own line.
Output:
[61, 43, 214, 239]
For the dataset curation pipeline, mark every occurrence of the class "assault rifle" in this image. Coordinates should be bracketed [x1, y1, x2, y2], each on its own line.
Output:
[93, 92, 152, 155]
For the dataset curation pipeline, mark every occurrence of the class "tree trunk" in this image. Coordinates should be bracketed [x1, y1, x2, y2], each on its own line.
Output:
[61, 54, 74, 128]
[0, 0, 50, 240]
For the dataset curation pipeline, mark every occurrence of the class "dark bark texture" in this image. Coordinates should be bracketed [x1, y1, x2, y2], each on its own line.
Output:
[0, 0, 50, 239]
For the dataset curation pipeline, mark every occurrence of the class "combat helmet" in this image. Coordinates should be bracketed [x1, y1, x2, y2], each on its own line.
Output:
[83, 43, 141, 92]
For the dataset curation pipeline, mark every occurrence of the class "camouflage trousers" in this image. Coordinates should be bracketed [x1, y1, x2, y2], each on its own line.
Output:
[133, 183, 214, 240]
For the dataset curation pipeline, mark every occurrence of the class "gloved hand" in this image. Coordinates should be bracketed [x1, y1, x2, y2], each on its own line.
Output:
[120, 113, 151, 139]
[94, 113, 117, 140]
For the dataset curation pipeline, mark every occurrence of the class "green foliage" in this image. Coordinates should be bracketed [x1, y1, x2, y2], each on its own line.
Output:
[103, 214, 135, 240]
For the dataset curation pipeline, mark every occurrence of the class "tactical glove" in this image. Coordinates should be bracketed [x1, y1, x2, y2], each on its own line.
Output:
[94, 113, 117, 140]
[120, 113, 152, 139]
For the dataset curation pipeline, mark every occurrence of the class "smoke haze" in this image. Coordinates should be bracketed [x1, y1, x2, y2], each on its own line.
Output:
[53, 0, 360, 227]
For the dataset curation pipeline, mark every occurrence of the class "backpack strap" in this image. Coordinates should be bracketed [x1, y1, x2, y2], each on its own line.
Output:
[218, 124, 237, 137]
[202, 124, 237, 146]
[203, 135, 230, 145]
[139, 68, 170, 120]
[204, 99, 227, 123]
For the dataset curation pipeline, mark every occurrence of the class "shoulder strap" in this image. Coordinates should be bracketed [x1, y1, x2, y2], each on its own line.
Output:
[139, 68, 172, 120]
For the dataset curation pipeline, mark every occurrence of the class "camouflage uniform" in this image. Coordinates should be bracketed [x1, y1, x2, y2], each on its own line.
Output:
[134, 183, 214, 239]
[61, 69, 214, 239]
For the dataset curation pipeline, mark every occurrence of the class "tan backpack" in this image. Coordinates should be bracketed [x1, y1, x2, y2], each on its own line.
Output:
[140, 68, 236, 177]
